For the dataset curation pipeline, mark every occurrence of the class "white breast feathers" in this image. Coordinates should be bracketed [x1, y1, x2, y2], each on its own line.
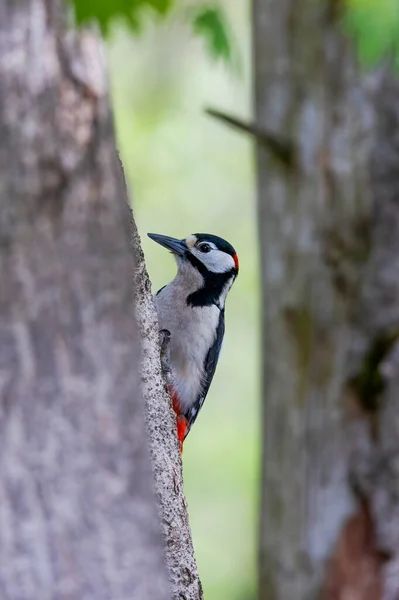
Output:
[154, 280, 220, 411]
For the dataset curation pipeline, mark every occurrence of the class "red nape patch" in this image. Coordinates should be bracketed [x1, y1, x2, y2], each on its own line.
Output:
[233, 253, 239, 270]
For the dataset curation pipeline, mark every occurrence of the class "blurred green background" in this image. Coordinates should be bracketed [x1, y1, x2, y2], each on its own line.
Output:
[107, 2, 259, 597]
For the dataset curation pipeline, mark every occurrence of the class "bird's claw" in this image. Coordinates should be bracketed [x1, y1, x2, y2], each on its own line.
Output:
[159, 328, 171, 351]
[159, 329, 172, 383]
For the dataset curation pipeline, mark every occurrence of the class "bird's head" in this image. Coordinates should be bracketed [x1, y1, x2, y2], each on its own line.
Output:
[147, 232, 239, 308]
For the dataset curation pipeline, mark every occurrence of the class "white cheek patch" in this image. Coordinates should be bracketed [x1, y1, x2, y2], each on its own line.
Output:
[192, 248, 235, 273]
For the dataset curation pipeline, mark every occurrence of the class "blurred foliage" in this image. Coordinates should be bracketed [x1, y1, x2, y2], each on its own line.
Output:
[191, 6, 232, 64]
[344, 0, 399, 67]
[70, 0, 172, 33]
[107, 0, 258, 597]
[68, 0, 234, 64]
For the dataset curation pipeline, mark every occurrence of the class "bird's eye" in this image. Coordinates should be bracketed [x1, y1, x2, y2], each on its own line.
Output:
[198, 243, 211, 253]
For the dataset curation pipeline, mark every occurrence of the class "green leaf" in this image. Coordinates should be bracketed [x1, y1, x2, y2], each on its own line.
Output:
[68, 0, 174, 35]
[344, 0, 399, 67]
[68, 0, 237, 68]
[191, 6, 232, 64]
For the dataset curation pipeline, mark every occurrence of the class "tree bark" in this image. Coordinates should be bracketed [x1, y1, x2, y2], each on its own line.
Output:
[0, 1, 174, 598]
[124, 165, 203, 600]
[254, 1, 399, 599]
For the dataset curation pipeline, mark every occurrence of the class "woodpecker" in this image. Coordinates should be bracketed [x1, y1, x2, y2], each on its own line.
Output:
[148, 232, 239, 452]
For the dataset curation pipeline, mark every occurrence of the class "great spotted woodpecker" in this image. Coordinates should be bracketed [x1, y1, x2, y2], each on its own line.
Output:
[148, 232, 239, 452]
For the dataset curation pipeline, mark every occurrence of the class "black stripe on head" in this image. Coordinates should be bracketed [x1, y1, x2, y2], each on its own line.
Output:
[185, 252, 236, 307]
[186, 270, 234, 307]
[193, 233, 236, 257]
[184, 233, 238, 308]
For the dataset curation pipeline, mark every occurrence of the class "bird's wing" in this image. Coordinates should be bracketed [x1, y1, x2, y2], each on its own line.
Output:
[183, 309, 225, 436]
[155, 284, 166, 296]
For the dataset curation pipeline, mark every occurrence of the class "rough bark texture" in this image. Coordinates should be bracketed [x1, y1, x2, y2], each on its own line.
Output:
[254, 1, 399, 599]
[0, 1, 170, 598]
[132, 224, 203, 600]
[117, 158, 203, 600]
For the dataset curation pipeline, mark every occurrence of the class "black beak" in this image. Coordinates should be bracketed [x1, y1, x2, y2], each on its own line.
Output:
[147, 233, 187, 257]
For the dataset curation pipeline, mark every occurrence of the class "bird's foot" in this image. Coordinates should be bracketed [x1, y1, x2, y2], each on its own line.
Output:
[159, 329, 172, 384]
[159, 329, 186, 455]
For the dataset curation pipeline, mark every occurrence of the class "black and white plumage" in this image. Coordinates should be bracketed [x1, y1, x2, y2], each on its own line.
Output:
[148, 232, 239, 447]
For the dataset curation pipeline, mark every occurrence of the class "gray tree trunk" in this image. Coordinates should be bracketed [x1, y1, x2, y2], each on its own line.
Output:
[129, 201, 203, 600]
[0, 1, 201, 599]
[254, 2, 399, 599]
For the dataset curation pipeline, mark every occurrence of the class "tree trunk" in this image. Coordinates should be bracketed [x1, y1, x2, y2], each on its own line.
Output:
[0, 1, 199, 598]
[128, 186, 203, 600]
[254, 2, 399, 599]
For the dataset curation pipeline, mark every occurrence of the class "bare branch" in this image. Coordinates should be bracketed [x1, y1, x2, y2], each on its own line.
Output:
[205, 106, 295, 168]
